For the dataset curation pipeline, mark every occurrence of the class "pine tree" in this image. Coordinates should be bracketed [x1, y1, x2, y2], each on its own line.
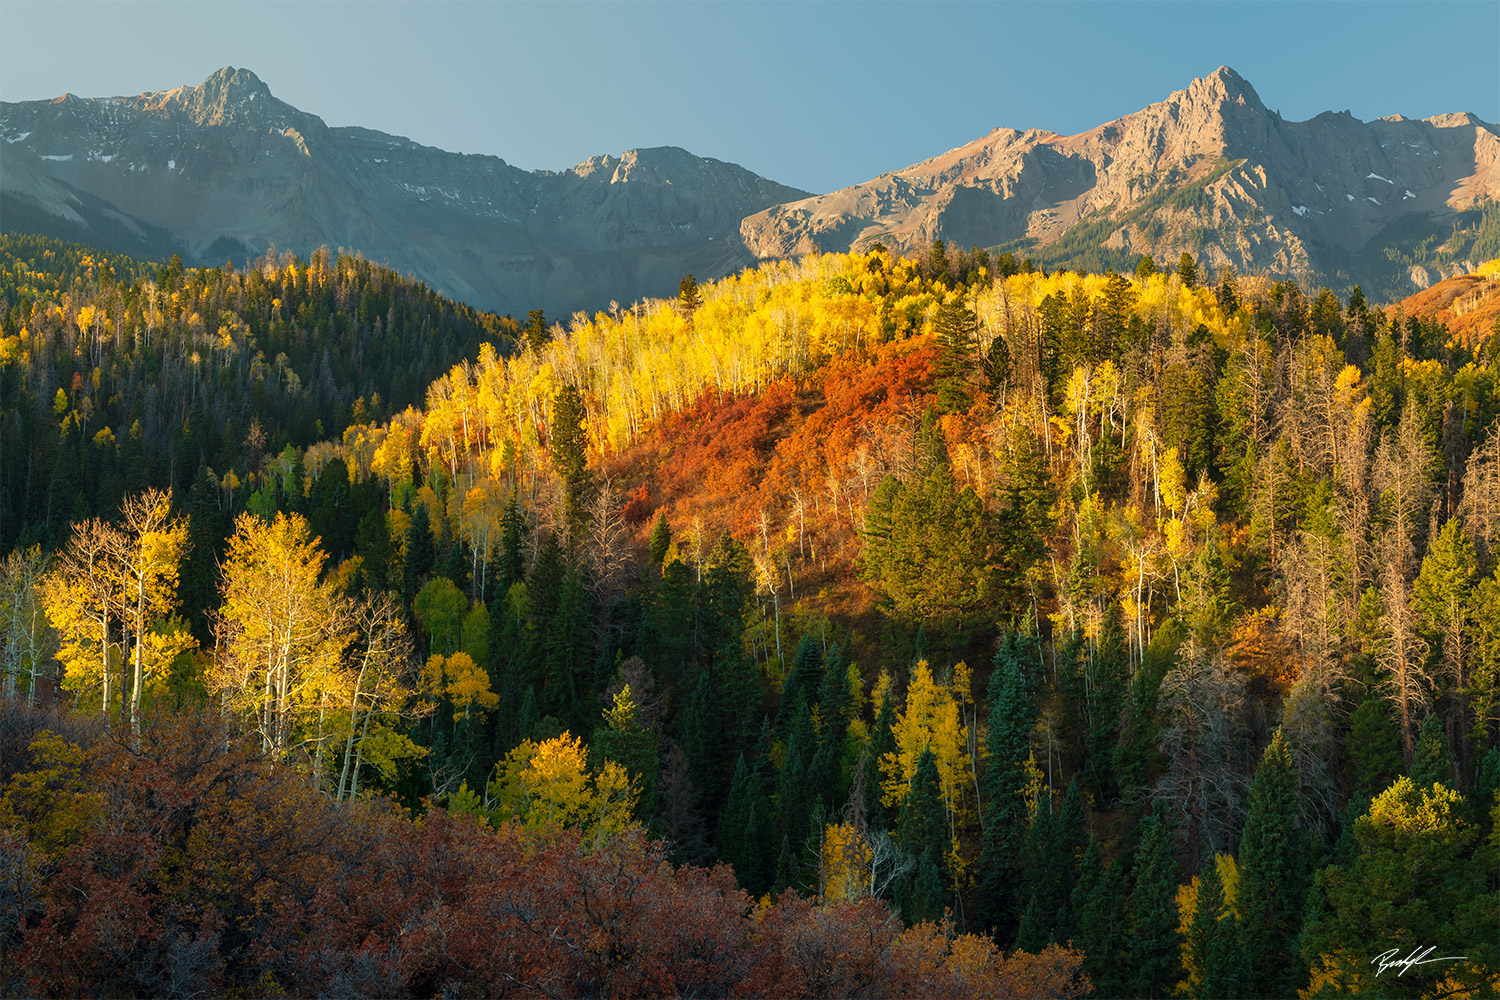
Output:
[1345, 696, 1404, 801]
[976, 646, 1036, 938]
[551, 383, 592, 535]
[778, 634, 822, 728]
[648, 512, 671, 565]
[679, 668, 720, 809]
[677, 273, 702, 319]
[934, 298, 978, 414]
[1077, 844, 1129, 996]
[720, 753, 768, 893]
[1189, 857, 1243, 1000]
[1410, 712, 1453, 788]
[1177, 251, 1199, 289]
[1235, 731, 1303, 998]
[1129, 804, 1180, 999]
[1194, 863, 1242, 1000]
[896, 748, 947, 920]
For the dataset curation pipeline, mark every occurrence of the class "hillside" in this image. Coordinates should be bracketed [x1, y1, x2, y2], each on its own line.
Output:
[1392, 258, 1500, 347]
[0, 68, 808, 316]
[2, 244, 1498, 998]
[740, 67, 1500, 298]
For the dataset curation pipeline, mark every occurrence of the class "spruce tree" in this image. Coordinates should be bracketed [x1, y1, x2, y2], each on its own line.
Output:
[1076, 845, 1129, 996]
[1235, 731, 1303, 998]
[976, 647, 1036, 938]
[1129, 804, 1180, 999]
[1177, 251, 1199, 289]
[1345, 696, 1404, 800]
[896, 748, 948, 923]
[1410, 712, 1453, 789]
[863, 687, 898, 832]
[1199, 859, 1244, 1000]
[721, 754, 768, 894]
[648, 512, 671, 565]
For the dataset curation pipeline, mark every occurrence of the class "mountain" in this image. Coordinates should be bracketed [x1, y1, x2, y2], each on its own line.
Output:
[739, 67, 1500, 296]
[4, 67, 1496, 311]
[0, 67, 808, 316]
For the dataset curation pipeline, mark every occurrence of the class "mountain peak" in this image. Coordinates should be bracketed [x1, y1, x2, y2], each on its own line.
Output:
[1186, 65, 1266, 112]
[200, 66, 272, 101]
[131, 66, 292, 128]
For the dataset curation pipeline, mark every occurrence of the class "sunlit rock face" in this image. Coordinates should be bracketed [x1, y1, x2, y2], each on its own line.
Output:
[740, 67, 1500, 295]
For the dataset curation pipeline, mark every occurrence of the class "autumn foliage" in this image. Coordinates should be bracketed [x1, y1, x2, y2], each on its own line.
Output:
[0, 705, 1088, 999]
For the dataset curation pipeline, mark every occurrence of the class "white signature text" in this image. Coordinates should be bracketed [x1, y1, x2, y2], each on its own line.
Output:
[1371, 946, 1467, 977]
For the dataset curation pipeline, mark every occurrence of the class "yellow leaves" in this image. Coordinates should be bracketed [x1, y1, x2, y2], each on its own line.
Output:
[488, 732, 641, 842]
[821, 821, 871, 903]
[424, 651, 498, 719]
[880, 661, 969, 817]
[1021, 750, 1045, 819]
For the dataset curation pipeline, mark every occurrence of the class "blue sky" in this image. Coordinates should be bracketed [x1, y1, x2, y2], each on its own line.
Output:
[2, 1, 1496, 194]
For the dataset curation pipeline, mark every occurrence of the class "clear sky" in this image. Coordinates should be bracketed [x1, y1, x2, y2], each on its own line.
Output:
[2, 1, 1496, 194]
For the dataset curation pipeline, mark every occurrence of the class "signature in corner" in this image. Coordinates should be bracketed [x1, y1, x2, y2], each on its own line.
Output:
[1372, 946, 1468, 977]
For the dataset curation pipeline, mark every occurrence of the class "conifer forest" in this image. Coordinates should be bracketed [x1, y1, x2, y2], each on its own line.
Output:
[1, 231, 1498, 998]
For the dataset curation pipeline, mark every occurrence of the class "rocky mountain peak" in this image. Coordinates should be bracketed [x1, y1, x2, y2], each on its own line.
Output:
[1193, 65, 1265, 111]
[133, 66, 300, 129]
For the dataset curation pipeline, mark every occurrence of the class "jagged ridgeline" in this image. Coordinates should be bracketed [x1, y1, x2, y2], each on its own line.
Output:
[0, 233, 516, 550]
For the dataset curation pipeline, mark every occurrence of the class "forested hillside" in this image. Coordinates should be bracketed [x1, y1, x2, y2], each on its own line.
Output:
[2, 238, 1498, 997]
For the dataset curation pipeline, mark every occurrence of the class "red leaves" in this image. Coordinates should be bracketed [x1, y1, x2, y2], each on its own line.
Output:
[10, 711, 1090, 998]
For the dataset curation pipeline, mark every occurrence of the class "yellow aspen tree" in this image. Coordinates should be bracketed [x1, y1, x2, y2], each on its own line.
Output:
[115, 488, 190, 738]
[212, 512, 349, 755]
[41, 517, 125, 716]
[880, 661, 969, 817]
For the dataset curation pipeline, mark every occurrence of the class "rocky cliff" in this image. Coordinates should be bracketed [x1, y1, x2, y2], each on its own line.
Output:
[739, 68, 1499, 296]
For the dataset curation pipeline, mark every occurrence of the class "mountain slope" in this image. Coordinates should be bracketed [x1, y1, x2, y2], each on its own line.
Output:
[739, 67, 1500, 295]
[0, 68, 808, 316]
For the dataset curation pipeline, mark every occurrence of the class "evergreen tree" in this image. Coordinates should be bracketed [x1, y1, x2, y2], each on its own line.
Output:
[1177, 251, 1199, 289]
[677, 273, 702, 319]
[551, 383, 593, 535]
[894, 748, 947, 923]
[491, 490, 528, 602]
[720, 753, 769, 894]
[1189, 857, 1243, 1000]
[679, 668, 720, 809]
[1076, 844, 1130, 996]
[976, 644, 1037, 938]
[1345, 696, 1404, 801]
[934, 298, 978, 414]
[402, 500, 436, 601]
[648, 512, 671, 565]
[863, 686, 897, 831]
[1410, 712, 1453, 789]
[778, 634, 823, 727]
[1235, 731, 1303, 998]
[1129, 804, 1180, 999]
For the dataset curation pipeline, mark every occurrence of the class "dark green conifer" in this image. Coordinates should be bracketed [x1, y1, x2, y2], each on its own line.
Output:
[1410, 712, 1453, 789]
[1129, 804, 1180, 999]
[976, 646, 1036, 938]
[1235, 731, 1303, 998]
[648, 512, 671, 565]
